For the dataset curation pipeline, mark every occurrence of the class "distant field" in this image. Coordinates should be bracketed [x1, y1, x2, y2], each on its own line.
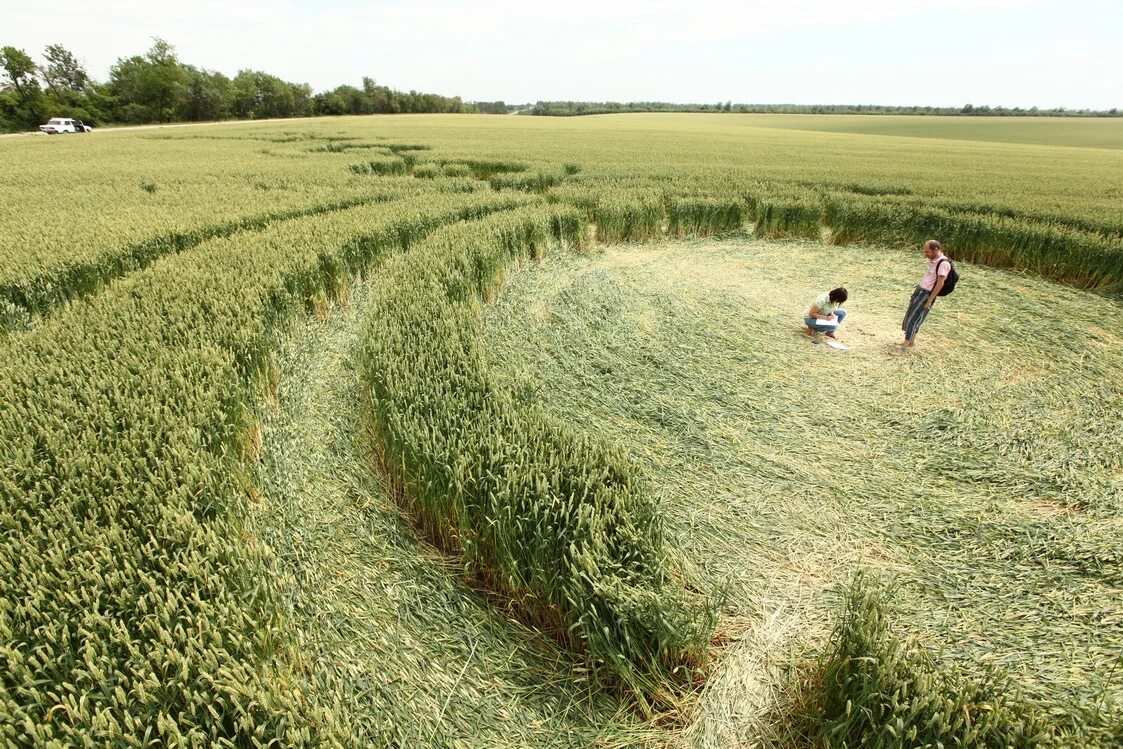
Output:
[2, 113, 1121, 747]
[4, 113, 1120, 329]
[732, 113, 1123, 149]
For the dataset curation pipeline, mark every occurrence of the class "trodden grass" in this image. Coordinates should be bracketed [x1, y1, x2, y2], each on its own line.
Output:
[481, 234, 1123, 746]
[250, 282, 668, 748]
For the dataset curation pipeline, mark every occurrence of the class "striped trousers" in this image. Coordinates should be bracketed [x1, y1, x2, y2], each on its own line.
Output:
[902, 286, 933, 342]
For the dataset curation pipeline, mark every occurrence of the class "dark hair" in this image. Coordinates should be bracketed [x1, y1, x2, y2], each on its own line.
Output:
[829, 287, 848, 304]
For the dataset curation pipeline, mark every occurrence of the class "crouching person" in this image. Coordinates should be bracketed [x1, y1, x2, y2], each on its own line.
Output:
[805, 287, 848, 340]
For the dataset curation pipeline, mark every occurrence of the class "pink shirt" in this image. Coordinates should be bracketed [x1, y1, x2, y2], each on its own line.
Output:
[921, 253, 951, 291]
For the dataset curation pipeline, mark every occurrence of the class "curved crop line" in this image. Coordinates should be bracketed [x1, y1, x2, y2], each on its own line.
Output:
[0, 191, 538, 744]
[356, 207, 719, 709]
[804, 575, 1058, 747]
[0, 193, 402, 333]
[737, 186, 1123, 292]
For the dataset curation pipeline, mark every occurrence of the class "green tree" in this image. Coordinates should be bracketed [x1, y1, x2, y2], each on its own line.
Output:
[231, 70, 297, 119]
[486, 101, 509, 114]
[0, 46, 45, 129]
[290, 82, 313, 117]
[313, 91, 348, 115]
[363, 76, 392, 113]
[0, 46, 38, 99]
[108, 38, 188, 122]
[38, 44, 107, 124]
[42, 44, 89, 94]
[182, 66, 231, 121]
[331, 84, 368, 115]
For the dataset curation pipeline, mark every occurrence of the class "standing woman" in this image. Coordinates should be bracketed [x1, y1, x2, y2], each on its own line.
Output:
[898, 239, 951, 354]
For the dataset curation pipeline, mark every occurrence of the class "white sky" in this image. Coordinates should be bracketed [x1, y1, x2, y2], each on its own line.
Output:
[5, 0, 1122, 109]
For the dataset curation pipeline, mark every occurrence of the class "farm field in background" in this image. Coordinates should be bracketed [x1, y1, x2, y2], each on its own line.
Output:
[1, 113, 1121, 747]
[4, 112, 1123, 331]
[731, 113, 1123, 149]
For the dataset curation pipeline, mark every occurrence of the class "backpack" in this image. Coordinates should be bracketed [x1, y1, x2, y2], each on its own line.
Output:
[936, 257, 958, 296]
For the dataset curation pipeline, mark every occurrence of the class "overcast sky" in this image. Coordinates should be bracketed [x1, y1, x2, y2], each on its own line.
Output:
[5, 0, 1122, 109]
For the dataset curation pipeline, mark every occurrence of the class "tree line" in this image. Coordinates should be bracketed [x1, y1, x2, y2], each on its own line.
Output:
[0, 39, 510, 132]
[527, 101, 1121, 117]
